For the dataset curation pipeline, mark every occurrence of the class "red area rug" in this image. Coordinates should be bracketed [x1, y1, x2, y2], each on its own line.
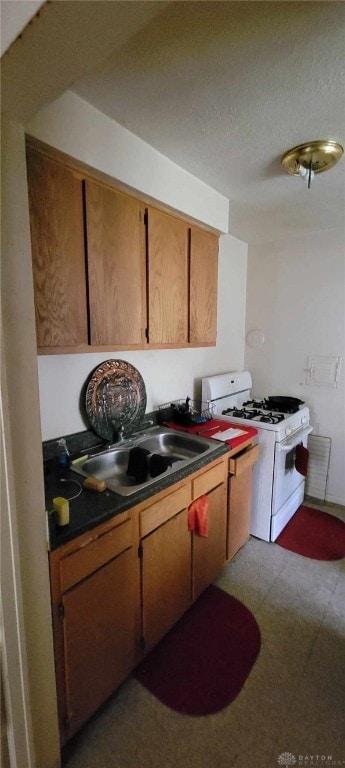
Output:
[276, 505, 345, 560]
[134, 585, 261, 716]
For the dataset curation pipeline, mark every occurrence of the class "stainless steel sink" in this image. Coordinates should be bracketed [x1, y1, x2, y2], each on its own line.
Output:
[135, 431, 208, 458]
[72, 426, 221, 496]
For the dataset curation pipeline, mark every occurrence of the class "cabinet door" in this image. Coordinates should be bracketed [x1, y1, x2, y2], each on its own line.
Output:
[227, 445, 258, 560]
[142, 508, 192, 650]
[227, 469, 253, 561]
[26, 148, 88, 348]
[85, 180, 146, 345]
[189, 227, 218, 344]
[62, 546, 140, 740]
[147, 207, 189, 344]
[192, 483, 227, 600]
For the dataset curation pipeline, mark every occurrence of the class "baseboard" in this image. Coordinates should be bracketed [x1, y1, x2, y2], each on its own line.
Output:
[305, 493, 345, 509]
[325, 493, 345, 507]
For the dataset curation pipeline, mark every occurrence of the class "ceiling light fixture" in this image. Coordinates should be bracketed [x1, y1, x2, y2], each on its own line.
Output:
[281, 140, 344, 189]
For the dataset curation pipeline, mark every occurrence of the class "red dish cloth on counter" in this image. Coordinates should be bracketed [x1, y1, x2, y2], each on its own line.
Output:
[188, 496, 209, 537]
[295, 443, 309, 476]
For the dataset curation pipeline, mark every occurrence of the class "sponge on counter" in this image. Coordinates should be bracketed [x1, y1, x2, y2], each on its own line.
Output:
[83, 476, 106, 492]
[71, 454, 89, 466]
[53, 497, 70, 526]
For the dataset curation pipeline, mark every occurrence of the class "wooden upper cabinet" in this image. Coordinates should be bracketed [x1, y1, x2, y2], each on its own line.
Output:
[27, 141, 219, 353]
[85, 180, 146, 345]
[26, 148, 88, 348]
[189, 227, 219, 344]
[147, 207, 189, 345]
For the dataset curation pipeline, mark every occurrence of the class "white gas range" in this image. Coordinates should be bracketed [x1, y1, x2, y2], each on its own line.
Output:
[202, 371, 313, 542]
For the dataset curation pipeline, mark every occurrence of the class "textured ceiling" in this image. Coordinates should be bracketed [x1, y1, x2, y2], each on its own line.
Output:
[2, 1, 344, 243]
[71, 1, 345, 243]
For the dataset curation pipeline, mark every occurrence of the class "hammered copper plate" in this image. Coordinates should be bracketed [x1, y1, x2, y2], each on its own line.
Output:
[86, 360, 147, 440]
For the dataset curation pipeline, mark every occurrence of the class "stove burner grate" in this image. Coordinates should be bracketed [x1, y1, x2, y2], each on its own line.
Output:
[243, 399, 266, 410]
[222, 407, 285, 423]
[222, 408, 262, 420]
[243, 398, 300, 414]
[260, 412, 285, 424]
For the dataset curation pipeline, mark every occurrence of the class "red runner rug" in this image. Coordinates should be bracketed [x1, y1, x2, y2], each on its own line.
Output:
[276, 505, 345, 560]
[134, 585, 261, 716]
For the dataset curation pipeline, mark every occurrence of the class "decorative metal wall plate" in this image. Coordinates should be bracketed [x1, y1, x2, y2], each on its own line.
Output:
[85, 360, 147, 440]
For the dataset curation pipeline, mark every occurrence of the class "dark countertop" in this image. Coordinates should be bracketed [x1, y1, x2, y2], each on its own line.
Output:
[45, 420, 257, 551]
[46, 442, 228, 551]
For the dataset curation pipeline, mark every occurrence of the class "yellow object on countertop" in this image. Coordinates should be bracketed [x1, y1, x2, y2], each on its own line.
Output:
[83, 476, 106, 493]
[53, 497, 70, 526]
[71, 454, 88, 466]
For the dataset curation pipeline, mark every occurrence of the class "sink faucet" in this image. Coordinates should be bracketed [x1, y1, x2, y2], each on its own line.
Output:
[111, 423, 125, 444]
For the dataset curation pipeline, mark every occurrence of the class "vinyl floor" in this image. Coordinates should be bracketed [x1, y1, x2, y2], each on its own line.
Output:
[62, 500, 345, 768]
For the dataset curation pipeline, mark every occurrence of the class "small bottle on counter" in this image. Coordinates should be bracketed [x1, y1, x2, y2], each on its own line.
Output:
[57, 437, 70, 470]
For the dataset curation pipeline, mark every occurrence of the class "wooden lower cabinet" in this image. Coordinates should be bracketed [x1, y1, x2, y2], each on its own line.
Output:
[141, 458, 228, 648]
[227, 444, 259, 561]
[192, 482, 227, 600]
[62, 546, 139, 739]
[49, 452, 255, 746]
[141, 508, 192, 651]
[49, 515, 141, 745]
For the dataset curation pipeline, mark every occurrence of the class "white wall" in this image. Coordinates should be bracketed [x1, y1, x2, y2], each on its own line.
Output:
[38, 233, 247, 440]
[26, 90, 245, 441]
[245, 228, 345, 505]
[26, 91, 229, 233]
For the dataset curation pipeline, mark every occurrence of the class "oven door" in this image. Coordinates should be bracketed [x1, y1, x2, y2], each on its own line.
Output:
[271, 425, 313, 519]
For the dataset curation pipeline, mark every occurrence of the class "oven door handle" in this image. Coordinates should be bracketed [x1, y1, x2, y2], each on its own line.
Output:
[279, 426, 313, 451]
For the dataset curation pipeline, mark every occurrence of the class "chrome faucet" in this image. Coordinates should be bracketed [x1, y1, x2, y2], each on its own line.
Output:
[111, 423, 125, 444]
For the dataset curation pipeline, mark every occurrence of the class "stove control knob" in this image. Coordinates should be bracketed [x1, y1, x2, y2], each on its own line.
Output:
[301, 415, 307, 424]
[285, 426, 292, 436]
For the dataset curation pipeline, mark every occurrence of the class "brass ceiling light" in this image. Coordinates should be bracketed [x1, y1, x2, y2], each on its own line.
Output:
[281, 140, 344, 189]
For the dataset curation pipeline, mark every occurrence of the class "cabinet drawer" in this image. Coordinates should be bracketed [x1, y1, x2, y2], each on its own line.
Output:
[140, 484, 191, 537]
[60, 519, 133, 592]
[229, 444, 259, 477]
[192, 461, 225, 499]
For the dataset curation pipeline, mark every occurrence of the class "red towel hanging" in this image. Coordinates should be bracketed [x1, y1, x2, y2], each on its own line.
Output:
[188, 496, 209, 537]
[295, 443, 309, 476]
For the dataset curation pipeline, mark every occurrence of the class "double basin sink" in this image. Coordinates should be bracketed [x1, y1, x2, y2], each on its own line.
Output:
[72, 425, 221, 496]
